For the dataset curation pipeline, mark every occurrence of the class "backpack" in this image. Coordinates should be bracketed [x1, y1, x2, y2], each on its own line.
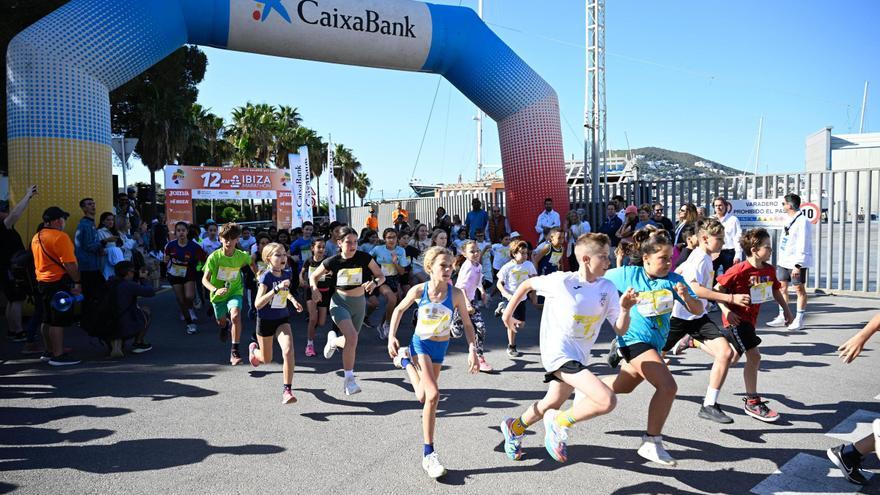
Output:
[9, 249, 36, 295]
[80, 279, 123, 341]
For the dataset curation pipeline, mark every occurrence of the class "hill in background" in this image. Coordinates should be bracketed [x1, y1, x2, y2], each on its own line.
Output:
[609, 146, 749, 180]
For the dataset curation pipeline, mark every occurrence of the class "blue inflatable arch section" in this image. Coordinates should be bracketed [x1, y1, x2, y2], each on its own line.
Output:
[7, 0, 568, 240]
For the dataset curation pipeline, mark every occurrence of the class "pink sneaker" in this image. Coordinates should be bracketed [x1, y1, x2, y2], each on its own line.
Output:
[248, 342, 260, 367]
[282, 388, 297, 404]
[305, 343, 316, 357]
[478, 355, 493, 372]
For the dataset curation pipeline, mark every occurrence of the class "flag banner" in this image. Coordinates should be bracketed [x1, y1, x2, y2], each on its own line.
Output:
[298, 145, 314, 224]
[289, 153, 304, 229]
[327, 144, 337, 222]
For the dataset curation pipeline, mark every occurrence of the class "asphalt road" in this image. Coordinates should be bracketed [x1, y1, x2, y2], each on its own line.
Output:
[1, 289, 879, 495]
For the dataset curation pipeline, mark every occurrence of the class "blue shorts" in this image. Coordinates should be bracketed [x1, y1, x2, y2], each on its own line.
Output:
[409, 335, 450, 364]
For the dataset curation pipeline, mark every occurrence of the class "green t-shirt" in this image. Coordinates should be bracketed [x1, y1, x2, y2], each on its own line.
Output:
[205, 249, 251, 302]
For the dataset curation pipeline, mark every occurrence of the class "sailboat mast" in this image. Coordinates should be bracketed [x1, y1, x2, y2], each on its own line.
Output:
[754, 115, 764, 176]
[859, 81, 869, 133]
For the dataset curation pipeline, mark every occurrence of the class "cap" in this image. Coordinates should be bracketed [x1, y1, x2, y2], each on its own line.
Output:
[205, 218, 216, 225]
[509, 231, 521, 238]
[624, 205, 638, 215]
[42, 206, 70, 222]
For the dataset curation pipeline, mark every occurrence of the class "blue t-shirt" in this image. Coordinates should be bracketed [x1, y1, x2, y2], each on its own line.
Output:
[370, 244, 408, 277]
[257, 268, 294, 321]
[465, 210, 488, 239]
[604, 266, 696, 351]
[289, 238, 313, 263]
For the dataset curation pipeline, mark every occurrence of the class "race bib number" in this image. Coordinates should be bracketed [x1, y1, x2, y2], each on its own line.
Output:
[550, 252, 563, 266]
[217, 266, 240, 282]
[308, 265, 325, 282]
[636, 289, 674, 317]
[271, 289, 289, 309]
[571, 314, 602, 340]
[415, 303, 453, 338]
[168, 263, 187, 278]
[380, 263, 397, 276]
[337, 268, 363, 286]
[750, 282, 774, 304]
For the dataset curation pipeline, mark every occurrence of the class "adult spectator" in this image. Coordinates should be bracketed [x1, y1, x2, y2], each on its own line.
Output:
[365, 206, 379, 231]
[115, 193, 140, 233]
[74, 197, 111, 300]
[598, 203, 623, 250]
[652, 203, 675, 233]
[767, 193, 812, 331]
[635, 204, 658, 231]
[564, 209, 591, 270]
[434, 206, 452, 235]
[0, 184, 37, 342]
[712, 196, 743, 271]
[33, 207, 81, 366]
[534, 197, 561, 242]
[612, 195, 627, 222]
[673, 203, 699, 267]
[109, 260, 155, 357]
[391, 202, 409, 229]
[465, 198, 489, 240]
[97, 212, 130, 280]
[487, 205, 511, 243]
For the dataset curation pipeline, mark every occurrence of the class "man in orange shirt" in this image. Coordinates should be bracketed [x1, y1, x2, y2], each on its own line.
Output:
[365, 206, 378, 231]
[391, 202, 409, 229]
[32, 206, 82, 366]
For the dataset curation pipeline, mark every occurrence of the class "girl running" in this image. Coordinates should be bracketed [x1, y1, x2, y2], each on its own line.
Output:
[164, 221, 206, 335]
[387, 246, 479, 479]
[499, 233, 637, 463]
[249, 242, 304, 404]
[602, 226, 703, 466]
[369, 228, 406, 339]
[452, 240, 491, 371]
[309, 227, 385, 395]
[300, 238, 331, 357]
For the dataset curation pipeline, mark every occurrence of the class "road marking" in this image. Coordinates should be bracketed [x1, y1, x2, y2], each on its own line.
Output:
[825, 409, 880, 444]
[750, 453, 870, 495]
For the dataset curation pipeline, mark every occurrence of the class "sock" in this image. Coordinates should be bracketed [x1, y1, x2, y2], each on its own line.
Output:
[510, 417, 528, 436]
[283, 384, 292, 391]
[424, 444, 434, 457]
[400, 357, 412, 369]
[556, 408, 577, 428]
[841, 443, 863, 465]
[778, 306, 786, 316]
[703, 387, 720, 407]
[508, 344, 517, 350]
[344, 369, 354, 379]
[231, 342, 240, 352]
[307, 339, 314, 346]
[797, 310, 805, 316]
[644, 434, 661, 442]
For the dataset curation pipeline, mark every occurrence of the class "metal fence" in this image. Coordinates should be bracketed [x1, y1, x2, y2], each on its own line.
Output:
[345, 168, 880, 296]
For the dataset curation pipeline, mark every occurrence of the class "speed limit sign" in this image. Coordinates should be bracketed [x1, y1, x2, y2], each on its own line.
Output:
[800, 202, 820, 225]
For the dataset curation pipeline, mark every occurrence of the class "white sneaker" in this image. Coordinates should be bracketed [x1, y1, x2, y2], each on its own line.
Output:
[324, 330, 338, 359]
[188, 309, 199, 322]
[766, 314, 787, 327]
[185, 323, 198, 335]
[873, 419, 880, 462]
[422, 452, 447, 479]
[343, 375, 362, 396]
[380, 322, 390, 340]
[393, 347, 411, 369]
[787, 314, 804, 330]
[637, 435, 677, 466]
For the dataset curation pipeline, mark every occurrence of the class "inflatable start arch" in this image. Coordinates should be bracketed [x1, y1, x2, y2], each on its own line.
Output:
[7, 0, 567, 241]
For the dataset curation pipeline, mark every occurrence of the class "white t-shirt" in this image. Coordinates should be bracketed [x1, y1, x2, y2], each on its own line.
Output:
[531, 272, 621, 372]
[672, 247, 711, 320]
[497, 260, 538, 296]
[778, 213, 813, 269]
[201, 237, 222, 255]
[477, 240, 493, 281]
[491, 243, 512, 271]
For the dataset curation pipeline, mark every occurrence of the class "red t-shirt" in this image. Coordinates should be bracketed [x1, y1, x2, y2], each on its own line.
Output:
[715, 260, 780, 327]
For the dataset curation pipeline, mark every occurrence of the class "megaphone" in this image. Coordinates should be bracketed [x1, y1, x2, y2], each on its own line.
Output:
[51, 291, 84, 313]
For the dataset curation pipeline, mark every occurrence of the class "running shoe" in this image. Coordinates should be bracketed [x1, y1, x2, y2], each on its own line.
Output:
[219, 322, 229, 342]
[230, 349, 243, 366]
[20, 342, 45, 355]
[193, 297, 203, 310]
[8, 331, 26, 342]
[506, 345, 521, 358]
[742, 396, 779, 422]
[48, 353, 81, 367]
[393, 347, 411, 369]
[380, 322, 390, 340]
[637, 435, 677, 466]
[766, 314, 787, 327]
[186, 323, 198, 335]
[248, 342, 260, 367]
[188, 309, 199, 322]
[131, 342, 152, 354]
[422, 452, 447, 479]
[478, 355, 493, 372]
[698, 404, 733, 424]
[109, 340, 124, 359]
[494, 300, 507, 318]
[324, 330, 338, 359]
[40, 351, 52, 363]
[873, 419, 880, 462]
[827, 445, 868, 486]
[787, 314, 804, 331]
[606, 337, 622, 369]
[282, 388, 297, 405]
[671, 335, 693, 356]
[542, 409, 569, 463]
[343, 375, 362, 396]
[500, 417, 524, 461]
[305, 343, 316, 357]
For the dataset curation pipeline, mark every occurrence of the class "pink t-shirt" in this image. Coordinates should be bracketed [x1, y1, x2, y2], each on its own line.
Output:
[455, 260, 482, 301]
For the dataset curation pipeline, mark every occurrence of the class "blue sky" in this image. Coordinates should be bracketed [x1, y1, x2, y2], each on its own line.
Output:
[124, 0, 879, 200]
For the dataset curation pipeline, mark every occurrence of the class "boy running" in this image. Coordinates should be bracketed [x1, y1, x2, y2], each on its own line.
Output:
[494, 240, 538, 358]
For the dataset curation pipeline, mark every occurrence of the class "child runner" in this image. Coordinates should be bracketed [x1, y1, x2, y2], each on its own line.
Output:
[661, 218, 750, 424]
[533, 228, 566, 275]
[827, 311, 880, 486]
[452, 240, 491, 371]
[494, 240, 538, 358]
[474, 230, 493, 300]
[602, 226, 703, 466]
[164, 221, 206, 334]
[387, 246, 479, 479]
[370, 228, 407, 339]
[300, 238, 332, 357]
[713, 228, 793, 422]
[309, 227, 385, 395]
[201, 223, 253, 365]
[200, 221, 222, 317]
[249, 242, 304, 404]
[499, 233, 638, 462]
[489, 233, 512, 297]
[290, 221, 315, 266]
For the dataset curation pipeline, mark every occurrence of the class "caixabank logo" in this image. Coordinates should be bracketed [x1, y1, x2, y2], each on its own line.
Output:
[251, 0, 292, 23]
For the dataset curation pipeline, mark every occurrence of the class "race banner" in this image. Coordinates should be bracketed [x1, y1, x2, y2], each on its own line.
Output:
[729, 198, 787, 228]
[298, 145, 314, 224]
[164, 188, 193, 230]
[327, 144, 337, 222]
[289, 153, 304, 229]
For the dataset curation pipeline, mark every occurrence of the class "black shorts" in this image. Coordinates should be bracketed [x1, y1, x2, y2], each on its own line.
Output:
[721, 321, 762, 355]
[383, 276, 399, 292]
[168, 273, 198, 286]
[662, 315, 724, 352]
[619, 342, 656, 363]
[306, 287, 331, 308]
[256, 316, 289, 337]
[543, 360, 589, 383]
[776, 266, 808, 286]
[37, 278, 76, 327]
[512, 300, 526, 321]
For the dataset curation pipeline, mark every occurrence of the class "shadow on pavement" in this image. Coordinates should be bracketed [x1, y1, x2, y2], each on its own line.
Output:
[0, 405, 130, 426]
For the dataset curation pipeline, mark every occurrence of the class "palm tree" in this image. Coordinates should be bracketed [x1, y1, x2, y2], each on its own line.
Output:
[352, 171, 371, 206]
[227, 102, 276, 166]
[272, 105, 303, 169]
[180, 103, 233, 166]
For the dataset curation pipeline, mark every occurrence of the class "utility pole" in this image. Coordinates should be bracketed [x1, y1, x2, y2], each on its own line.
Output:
[859, 81, 869, 133]
[475, 0, 484, 182]
[585, 0, 606, 224]
[753, 116, 763, 176]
